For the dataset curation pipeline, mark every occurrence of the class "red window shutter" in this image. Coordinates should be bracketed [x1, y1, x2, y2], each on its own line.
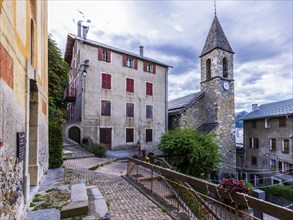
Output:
[106, 50, 111, 62]
[106, 74, 111, 89]
[134, 58, 138, 70]
[146, 82, 153, 95]
[143, 61, 147, 72]
[126, 78, 134, 92]
[102, 73, 106, 88]
[153, 64, 156, 74]
[123, 54, 127, 66]
[98, 48, 103, 60]
[102, 73, 111, 89]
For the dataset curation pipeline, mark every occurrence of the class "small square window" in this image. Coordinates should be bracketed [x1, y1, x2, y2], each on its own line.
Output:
[126, 128, 134, 143]
[146, 82, 153, 96]
[126, 78, 134, 93]
[101, 100, 111, 116]
[146, 129, 152, 142]
[270, 138, 276, 151]
[279, 117, 286, 127]
[102, 73, 111, 89]
[127, 58, 134, 68]
[282, 139, 289, 153]
[146, 105, 153, 119]
[251, 156, 257, 165]
[126, 103, 134, 117]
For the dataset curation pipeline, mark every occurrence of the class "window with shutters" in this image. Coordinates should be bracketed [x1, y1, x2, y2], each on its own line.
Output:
[270, 159, 276, 170]
[248, 138, 259, 148]
[146, 82, 153, 96]
[126, 103, 134, 117]
[251, 156, 257, 165]
[279, 117, 286, 127]
[98, 48, 111, 62]
[270, 138, 276, 151]
[123, 55, 137, 69]
[143, 61, 156, 74]
[101, 100, 111, 116]
[126, 78, 134, 93]
[102, 73, 111, 89]
[146, 129, 152, 142]
[126, 128, 134, 143]
[282, 139, 289, 153]
[252, 120, 257, 128]
[146, 105, 153, 119]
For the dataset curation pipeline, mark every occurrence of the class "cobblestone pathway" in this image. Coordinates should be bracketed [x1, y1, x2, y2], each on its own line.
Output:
[63, 158, 172, 220]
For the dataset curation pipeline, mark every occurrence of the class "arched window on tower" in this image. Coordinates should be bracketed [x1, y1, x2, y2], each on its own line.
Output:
[223, 57, 228, 78]
[30, 19, 34, 65]
[206, 59, 211, 80]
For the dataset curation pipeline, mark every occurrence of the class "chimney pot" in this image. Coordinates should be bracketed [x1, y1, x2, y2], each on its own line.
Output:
[82, 25, 89, 40]
[252, 104, 258, 111]
[77, 22, 82, 37]
[139, 46, 144, 57]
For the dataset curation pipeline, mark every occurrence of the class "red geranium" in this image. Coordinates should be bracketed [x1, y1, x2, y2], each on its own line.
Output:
[219, 179, 250, 194]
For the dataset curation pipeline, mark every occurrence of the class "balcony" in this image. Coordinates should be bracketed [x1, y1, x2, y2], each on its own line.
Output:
[64, 87, 76, 102]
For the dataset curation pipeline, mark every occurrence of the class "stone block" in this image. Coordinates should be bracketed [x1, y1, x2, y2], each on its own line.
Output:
[61, 201, 88, 218]
[94, 199, 109, 219]
[71, 182, 88, 203]
[91, 187, 104, 200]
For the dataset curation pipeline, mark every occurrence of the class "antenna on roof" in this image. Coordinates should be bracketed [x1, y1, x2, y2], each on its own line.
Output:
[214, 0, 217, 15]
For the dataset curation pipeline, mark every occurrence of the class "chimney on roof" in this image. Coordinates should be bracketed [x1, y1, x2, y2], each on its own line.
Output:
[82, 25, 89, 40]
[252, 104, 258, 111]
[139, 46, 144, 57]
[77, 21, 82, 37]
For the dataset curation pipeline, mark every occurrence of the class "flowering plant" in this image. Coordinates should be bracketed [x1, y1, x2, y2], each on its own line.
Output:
[219, 179, 250, 194]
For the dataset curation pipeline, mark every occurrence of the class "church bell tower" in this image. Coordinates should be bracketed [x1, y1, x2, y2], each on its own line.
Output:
[200, 15, 236, 176]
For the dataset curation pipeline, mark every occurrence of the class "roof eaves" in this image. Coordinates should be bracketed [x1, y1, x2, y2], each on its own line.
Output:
[68, 33, 173, 68]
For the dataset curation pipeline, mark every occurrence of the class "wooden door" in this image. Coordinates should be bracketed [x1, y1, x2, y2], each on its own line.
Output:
[100, 128, 112, 149]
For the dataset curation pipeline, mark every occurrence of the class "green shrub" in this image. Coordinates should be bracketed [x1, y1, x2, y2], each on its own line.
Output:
[49, 122, 63, 168]
[85, 143, 107, 157]
[263, 185, 293, 202]
[158, 127, 221, 179]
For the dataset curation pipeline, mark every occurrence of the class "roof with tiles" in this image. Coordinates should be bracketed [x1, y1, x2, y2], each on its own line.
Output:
[168, 91, 204, 115]
[64, 33, 172, 68]
[242, 98, 293, 120]
[200, 15, 234, 57]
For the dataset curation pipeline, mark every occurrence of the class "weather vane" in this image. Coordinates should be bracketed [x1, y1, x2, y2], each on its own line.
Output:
[214, 0, 217, 15]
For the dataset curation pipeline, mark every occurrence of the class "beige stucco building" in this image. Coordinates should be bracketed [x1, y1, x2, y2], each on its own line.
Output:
[64, 28, 171, 154]
[0, 1, 48, 218]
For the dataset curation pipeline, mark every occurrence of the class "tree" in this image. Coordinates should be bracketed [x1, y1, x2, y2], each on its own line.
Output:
[48, 34, 69, 122]
[48, 34, 69, 168]
[158, 127, 221, 179]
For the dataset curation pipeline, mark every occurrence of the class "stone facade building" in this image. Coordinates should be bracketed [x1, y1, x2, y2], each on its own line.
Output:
[241, 99, 293, 186]
[0, 0, 48, 219]
[168, 15, 236, 176]
[63, 28, 171, 154]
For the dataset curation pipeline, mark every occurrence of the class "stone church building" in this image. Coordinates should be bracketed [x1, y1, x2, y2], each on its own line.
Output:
[168, 15, 236, 176]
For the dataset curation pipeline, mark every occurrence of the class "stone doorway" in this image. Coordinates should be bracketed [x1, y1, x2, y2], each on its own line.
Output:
[68, 126, 81, 143]
[29, 79, 39, 186]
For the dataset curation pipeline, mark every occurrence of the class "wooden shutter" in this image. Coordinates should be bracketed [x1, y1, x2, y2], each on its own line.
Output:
[143, 61, 147, 71]
[126, 78, 134, 93]
[102, 74, 111, 89]
[126, 128, 134, 143]
[146, 129, 152, 142]
[153, 64, 156, 74]
[248, 138, 252, 148]
[123, 54, 127, 66]
[106, 50, 111, 62]
[146, 82, 153, 96]
[126, 103, 134, 117]
[134, 58, 138, 70]
[279, 117, 286, 127]
[98, 47, 103, 60]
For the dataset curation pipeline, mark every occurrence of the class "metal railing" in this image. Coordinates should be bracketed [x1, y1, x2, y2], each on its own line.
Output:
[127, 158, 293, 220]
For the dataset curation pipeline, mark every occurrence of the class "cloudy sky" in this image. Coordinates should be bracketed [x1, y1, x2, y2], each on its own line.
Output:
[48, 0, 293, 113]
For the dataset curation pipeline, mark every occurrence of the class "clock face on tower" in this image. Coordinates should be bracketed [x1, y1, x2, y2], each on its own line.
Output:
[223, 81, 230, 91]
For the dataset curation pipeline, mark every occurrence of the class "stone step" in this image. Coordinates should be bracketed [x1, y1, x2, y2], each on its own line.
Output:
[24, 208, 60, 220]
[90, 187, 110, 219]
[60, 182, 89, 218]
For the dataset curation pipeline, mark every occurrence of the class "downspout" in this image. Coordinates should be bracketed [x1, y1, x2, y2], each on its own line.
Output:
[165, 68, 169, 131]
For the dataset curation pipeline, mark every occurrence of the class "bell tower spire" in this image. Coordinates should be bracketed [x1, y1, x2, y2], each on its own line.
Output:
[199, 14, 236, 177]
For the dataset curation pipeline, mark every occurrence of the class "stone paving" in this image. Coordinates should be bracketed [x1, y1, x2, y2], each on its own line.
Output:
[64, 158, 173, 220]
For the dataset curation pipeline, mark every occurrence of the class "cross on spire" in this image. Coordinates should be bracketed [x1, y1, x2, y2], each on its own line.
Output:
[214, 0, 217, 15]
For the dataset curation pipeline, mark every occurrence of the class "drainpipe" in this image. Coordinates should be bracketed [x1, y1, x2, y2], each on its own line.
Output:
[165, 68, 169, 131]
